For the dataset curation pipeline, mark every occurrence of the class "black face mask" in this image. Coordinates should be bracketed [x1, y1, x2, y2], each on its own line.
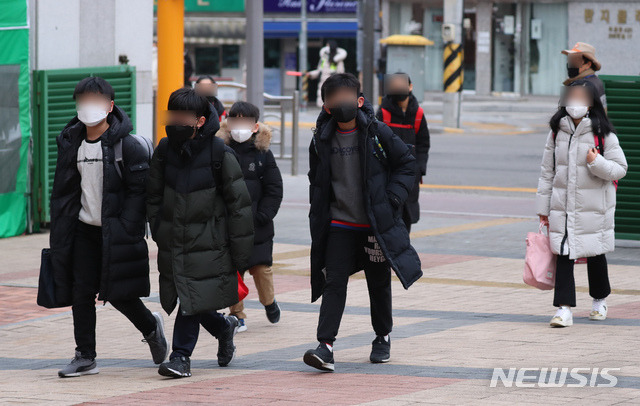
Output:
[567, 64, 580, 78]
[165, 125, 195, 150]
[205, 95, 216, 103]
[328, 102, 358, 123]
[389, 92, 410, 103]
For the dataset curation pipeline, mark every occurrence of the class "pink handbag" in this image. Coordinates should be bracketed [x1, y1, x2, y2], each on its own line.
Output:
[523, 223, 556, 290]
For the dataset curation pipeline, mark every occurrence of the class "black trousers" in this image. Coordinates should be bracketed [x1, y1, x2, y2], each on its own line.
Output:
[553, 254, 611, 307]
[72, 221, 156, 359]
[170, 306, 229, 359]
[317, 227, 392, 344]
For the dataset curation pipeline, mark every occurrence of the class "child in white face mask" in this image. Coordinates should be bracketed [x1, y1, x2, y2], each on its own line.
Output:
[215, 102, 284, 332]
[536, 80, 628, 328]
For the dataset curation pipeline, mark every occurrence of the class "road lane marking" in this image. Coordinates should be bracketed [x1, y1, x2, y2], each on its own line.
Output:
[420, 184, 538, 193]
[409, 217, 529, 239]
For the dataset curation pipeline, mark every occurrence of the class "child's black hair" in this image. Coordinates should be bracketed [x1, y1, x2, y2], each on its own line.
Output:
[228, 101, 260, 122]
[392, 72, 412, 85]
[167, 87, 210, 118]
[549, 79, 614, 138]
[73, 76, 115, 101]
[321, 73, 361, 102]
[195, 75, 216, 84]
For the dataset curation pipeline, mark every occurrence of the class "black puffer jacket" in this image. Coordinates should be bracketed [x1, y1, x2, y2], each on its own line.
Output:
[147, 105, 254, 315]
[376, 94, 430, 224]
[49, 106, 150, 305]
[217, 121, 283, 268]
[308, 99, 423, 302]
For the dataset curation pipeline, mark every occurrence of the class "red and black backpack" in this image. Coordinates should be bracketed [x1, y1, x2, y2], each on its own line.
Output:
[380, 106, 424, 135]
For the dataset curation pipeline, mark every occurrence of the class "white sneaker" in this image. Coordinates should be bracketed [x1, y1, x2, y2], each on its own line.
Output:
[237, 318, 247, 332]
[550, 306, 573, 327]
[589, 299, 608, 320]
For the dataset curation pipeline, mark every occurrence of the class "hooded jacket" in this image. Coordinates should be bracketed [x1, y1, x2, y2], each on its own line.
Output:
[308, 99, 422, 302]
[536, 116, 627, 259]
[146, 105, 254, 315]
[49, 106, 151, 304]
[376, 93, 430, 223]
[216, 121, 283, 268]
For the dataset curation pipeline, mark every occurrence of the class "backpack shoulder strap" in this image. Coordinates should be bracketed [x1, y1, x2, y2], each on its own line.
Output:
[114, 134, 154, 179]
[114, 139, 124, 178]
[414, 107, 424, 135]
[381, 108, 391, 125]
[211, 136, 226, 187]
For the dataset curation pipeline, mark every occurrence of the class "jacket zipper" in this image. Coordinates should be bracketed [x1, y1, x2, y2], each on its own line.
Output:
[559, 132, 574, 256]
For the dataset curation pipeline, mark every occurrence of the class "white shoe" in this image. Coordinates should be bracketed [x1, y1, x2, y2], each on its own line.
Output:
[237, 318, 247, 332]
[589, 299, 608, 320]
[550, 306, 573, 327]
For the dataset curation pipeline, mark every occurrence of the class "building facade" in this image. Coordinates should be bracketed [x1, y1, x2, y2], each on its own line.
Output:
[385, 0, 640, 96]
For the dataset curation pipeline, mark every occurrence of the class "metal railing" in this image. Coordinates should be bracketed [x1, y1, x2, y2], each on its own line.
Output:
[217, 82, 299, 175]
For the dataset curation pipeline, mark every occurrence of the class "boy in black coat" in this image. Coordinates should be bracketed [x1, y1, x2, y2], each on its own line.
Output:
[376, 72, 430, 231]
[216, 102, 284, 332]
[49, 77, 168, 378]
[304, 73, 422, 372]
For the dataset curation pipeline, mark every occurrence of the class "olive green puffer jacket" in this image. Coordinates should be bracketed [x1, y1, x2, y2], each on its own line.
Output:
[147, 123, 254, 316]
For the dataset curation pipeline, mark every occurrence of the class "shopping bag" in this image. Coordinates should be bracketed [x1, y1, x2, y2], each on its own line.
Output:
[237, 271, 249, 301]
[523, 224, 556, 290]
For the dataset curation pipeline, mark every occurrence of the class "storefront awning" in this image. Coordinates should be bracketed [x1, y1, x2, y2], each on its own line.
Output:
[264, 21, 358, 38]
[155, 17, 358, 44]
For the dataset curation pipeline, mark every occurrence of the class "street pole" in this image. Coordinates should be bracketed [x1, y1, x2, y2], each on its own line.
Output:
[246, 1, 264, 114]
[361, 0, 375, 100]
[442, 0, 464, 129]
[298, 0, 308, 110]
[156, 0, 184, 144]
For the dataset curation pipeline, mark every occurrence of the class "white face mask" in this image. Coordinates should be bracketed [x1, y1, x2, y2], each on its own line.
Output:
[77, 103, 108, 127]
[565, 104, 589, 120]
[230, 128, 253, 143]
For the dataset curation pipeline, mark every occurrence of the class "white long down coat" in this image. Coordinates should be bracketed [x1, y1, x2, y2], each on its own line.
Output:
[536, 116, 627, 259]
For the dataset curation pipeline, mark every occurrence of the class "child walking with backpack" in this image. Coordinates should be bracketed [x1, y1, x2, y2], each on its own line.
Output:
[536, 80, 627, 327]
[216, 102, 284, 332]
[146, 88, 254, 377]
[376, 72, 430, 232]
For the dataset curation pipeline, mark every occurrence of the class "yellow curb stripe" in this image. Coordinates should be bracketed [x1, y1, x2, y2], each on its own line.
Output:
[420, 184, 538, 193]
[409, 217, 529, 239]
[265, 120, 315, 129]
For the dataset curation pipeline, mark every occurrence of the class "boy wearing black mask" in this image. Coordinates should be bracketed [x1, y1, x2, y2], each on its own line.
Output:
[147, 87, 254, 378]
[194, 75, 226, 122]
[376, 72, 430, 231]
[304, 73, 422, 371]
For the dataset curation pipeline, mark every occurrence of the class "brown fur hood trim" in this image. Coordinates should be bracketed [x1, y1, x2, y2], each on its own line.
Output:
[216, 120, 272, 151]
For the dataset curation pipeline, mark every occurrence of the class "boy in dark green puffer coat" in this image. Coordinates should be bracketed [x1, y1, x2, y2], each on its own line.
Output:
[147, 87, 254, 378]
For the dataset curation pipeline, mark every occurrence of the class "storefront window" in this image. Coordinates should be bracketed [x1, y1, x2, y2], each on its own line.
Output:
[529, 3, 567, 95]
[195, 47, 221, 75]
[222, 45, 240, 69]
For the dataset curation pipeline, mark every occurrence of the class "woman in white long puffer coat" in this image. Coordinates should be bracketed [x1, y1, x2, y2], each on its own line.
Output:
[536, 80, 627, 327]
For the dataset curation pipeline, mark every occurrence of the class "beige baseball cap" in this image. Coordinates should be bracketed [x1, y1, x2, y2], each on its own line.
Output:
[562, 42, 601, 71]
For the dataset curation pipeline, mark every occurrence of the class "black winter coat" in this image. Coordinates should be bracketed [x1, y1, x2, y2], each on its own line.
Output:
[308, 99, 423, 302]
[376, 94, 430, 223]
[147, 105, 254, 315]
[49, 106, 150, 304]
[217, 121, 283, 268]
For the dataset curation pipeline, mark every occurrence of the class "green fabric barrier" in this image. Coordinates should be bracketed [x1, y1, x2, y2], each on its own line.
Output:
[0, 0, 30, 238]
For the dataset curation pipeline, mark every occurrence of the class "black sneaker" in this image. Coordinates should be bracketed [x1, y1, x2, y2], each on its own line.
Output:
[217, 315, 239, 367]
[265, 299, 281, 324]
[370, 335, 390, 363]
[303, 343, 335, 372]
[142, 312, 169, 364]
[58, 352, 99, 378]
[158, 356, 191, 378]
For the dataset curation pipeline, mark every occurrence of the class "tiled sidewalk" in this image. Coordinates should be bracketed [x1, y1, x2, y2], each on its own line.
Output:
[1, 234, 640, 405]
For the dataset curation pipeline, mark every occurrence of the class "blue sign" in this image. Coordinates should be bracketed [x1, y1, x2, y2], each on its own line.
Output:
[264, 0, 357, 13]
